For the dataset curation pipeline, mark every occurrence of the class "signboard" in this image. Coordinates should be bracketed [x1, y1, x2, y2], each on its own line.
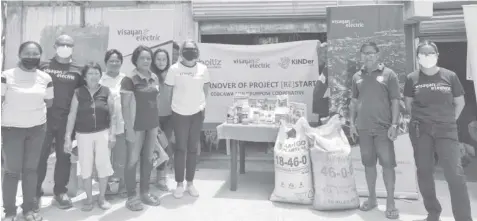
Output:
[327, 5, 418, 199]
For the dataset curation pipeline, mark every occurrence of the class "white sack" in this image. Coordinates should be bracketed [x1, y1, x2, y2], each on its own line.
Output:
[308, 115, 360, 211]
[270, 118, 314, 204]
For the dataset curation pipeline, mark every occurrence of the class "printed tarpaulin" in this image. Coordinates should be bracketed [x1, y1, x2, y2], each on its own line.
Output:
[198, 41, 320, 124]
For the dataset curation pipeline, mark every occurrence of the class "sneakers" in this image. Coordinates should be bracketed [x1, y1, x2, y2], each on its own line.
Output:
[173, 185, 185, 199]
[54, 193, 73, 209]
[187, 185, 200, 197]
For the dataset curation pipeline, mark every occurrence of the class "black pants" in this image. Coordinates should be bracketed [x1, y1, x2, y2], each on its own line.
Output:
[409, 120, 473, 221]
[172, 111, 204, 183]
[2, 124, 46, 215]
[36, 121, 71, 197]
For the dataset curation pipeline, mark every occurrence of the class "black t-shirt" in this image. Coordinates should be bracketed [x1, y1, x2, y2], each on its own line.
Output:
[39, 58, 82, 125]
[403, 67, 465, 124]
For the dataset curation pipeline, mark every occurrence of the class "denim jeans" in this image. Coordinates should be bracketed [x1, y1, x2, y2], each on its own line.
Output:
[36, 120, 71, 197]
[2, 124, 46, 215]
[172, 111, 204, 183]
[409, 120, 473, 221]
[124, 128, 157, 197]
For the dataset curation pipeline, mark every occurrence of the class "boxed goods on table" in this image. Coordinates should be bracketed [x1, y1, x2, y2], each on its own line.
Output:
[227, 94, 307, 126]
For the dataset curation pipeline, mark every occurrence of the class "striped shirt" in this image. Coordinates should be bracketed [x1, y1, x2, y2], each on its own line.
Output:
[1, 67, 54, 128]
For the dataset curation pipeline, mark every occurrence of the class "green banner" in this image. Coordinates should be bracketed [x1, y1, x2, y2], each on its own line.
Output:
[327, 4, 407, 127]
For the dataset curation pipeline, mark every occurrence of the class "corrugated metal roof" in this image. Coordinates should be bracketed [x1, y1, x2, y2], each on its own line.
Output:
[192, 0, 337, 20]
[419, 9, 465, 37]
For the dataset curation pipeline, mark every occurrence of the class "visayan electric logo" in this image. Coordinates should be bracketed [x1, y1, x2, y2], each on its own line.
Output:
[278, 57, 314, 69]
[233, 58, 270, 69]
[117, 29, 160, 42]
[199, 59, 222, 69]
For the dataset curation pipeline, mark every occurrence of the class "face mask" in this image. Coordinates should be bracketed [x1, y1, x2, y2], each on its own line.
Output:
[182, 49, 197, 61]
[418, 54, 438, 69]
[56, 46, 73, 58]
[20, 58, 40, 70]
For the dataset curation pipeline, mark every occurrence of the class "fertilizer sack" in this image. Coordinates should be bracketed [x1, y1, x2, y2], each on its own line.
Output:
[270, 118, 314, 204]
[308, 115, 360, 211]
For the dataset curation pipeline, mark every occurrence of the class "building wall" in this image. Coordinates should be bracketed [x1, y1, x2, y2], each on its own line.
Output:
[3, 2, 196, 70]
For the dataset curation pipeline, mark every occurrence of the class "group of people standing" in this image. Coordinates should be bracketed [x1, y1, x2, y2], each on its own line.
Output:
[349, 41, 473, 221]
[1, 34, 210, 220]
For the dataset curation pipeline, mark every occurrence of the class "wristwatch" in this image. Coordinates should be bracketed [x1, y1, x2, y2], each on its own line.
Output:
[391, 124, 398, 129]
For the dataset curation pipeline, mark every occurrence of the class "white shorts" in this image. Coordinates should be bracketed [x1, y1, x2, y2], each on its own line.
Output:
[77, 129, 114, 179]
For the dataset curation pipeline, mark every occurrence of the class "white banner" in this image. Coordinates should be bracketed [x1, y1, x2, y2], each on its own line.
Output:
[463, 5, 477, 103]
[198, 40, 320, 123]
[351, 134, 419, 199]
[106, 9, 174, 73]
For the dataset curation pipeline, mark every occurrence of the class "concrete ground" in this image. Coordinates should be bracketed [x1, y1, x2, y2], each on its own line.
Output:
[5, 159, 477, 221]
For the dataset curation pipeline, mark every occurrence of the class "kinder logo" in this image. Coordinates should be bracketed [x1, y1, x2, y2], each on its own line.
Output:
[117, 29, 160, 42]
[292, 59, 314, 65]
[279, 57, 314, 69]
[278, 57, 291, 69]
[199, 59, 222, 69]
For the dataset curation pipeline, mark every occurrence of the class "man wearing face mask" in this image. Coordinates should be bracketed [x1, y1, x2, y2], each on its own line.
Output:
[34, 34, 83, 211]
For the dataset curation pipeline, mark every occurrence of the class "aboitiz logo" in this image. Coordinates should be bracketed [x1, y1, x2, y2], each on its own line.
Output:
[117, 29, 160, 42]
[233, 58, 270, 69]
[278, 57, 314, 69]
[198, 59, 222, 69]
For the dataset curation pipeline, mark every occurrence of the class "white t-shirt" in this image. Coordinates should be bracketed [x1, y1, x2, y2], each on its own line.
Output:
[99, 72, 126, 134]
[165, 62, 210, 116]
[1, 68, 53, 128]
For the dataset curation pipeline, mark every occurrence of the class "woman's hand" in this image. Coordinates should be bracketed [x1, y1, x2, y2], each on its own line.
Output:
[64, 136, 72, 154]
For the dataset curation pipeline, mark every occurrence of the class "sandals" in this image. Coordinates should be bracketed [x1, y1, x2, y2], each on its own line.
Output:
[81, 200, 94, 212]
[359, 200, 377, 211]
[23, 212, 42, 221]
[98, 199, 112, 210]
[141, 193, 161, 206]
[385, 207, 400, 219]
[156, 178, 170, 192]
[126, 197, 144, 211]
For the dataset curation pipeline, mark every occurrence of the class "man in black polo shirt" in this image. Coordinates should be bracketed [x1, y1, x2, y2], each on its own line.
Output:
[35, 35, 82, 211]
[349, 42, 401, 219]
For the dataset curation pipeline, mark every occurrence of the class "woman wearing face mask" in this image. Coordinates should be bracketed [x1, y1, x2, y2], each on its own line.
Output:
[151, 48, 173, 191]
[2, 41, 53, 221]
[121, 45, 161, 211]
[404, 40, 472, 221]
[165, 40, 210, 198]
[99, 49, 128, 197]
[64, 62, 116, 211]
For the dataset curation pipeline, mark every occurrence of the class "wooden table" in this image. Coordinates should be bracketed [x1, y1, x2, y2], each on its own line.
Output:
[216, 123, 279, 191]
